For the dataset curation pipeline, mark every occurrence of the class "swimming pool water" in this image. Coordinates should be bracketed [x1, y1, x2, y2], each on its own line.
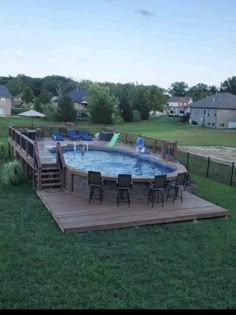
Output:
[62, 149, 176, 177]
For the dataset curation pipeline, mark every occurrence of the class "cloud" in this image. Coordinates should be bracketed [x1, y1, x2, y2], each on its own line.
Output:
[137, 9, 155, 17]
[16, 51, 23, 57]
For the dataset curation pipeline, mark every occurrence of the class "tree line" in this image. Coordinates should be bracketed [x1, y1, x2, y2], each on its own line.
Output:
[0, 74, 235, 124]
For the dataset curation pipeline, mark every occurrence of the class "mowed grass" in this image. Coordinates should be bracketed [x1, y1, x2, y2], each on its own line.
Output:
[115, 117, 236, 146]
[1, 116, 236, 308]
[0, 176, 235, 309]
[1, 115, 236, 147]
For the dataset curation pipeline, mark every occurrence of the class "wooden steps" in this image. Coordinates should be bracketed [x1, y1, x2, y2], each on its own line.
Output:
[36, 164, 63, 190]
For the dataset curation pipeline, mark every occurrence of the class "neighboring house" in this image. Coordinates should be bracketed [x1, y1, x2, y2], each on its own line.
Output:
[0, 85, 12, 116]
[12, 93, 23, 107]
[51, 89, 88, 111]
[167, 96, 193, 117]
[149, 110, 164, 117]
[190, 92, 236, 128]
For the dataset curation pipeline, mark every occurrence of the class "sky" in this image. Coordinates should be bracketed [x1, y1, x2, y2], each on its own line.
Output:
[0, 0, 236, 89]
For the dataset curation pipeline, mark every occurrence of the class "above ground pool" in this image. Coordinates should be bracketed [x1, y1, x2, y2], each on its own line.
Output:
[58, 147, 176, 177]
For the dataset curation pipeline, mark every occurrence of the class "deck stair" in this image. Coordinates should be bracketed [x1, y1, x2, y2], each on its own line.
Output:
[36, 164, 63, 190]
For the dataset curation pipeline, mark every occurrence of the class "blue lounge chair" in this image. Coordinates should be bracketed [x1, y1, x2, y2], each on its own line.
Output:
[78, 129, 93, 141]
[51, 130, 64, 141]
[67, 129, 80, 140]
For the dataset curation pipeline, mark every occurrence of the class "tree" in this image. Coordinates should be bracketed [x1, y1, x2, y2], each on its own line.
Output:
[115, 83, 134, 122]
[220, 76, 236, 95]
[208, 85, 219, 95]
[41, 75, 75, 96]
[57, 95, 77, 122]
[34, 89, 50, 112]
[88, 84, 119, 124]
[168, 81, 189, 97]
[22, 86, 34, 104]
[129, 85, 152, 120]
[6, 78, 25, 96]
[187, 83, 209, 101]
[56, 83, 65, 97]
[147, 85, 166, 112]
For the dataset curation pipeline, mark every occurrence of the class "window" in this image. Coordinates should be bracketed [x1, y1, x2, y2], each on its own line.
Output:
[204, 110, 206, 115]
[207, 110, 209, 116]
[219, 123, 225, 127]
[214, 111, 216, 117]
[208, 122, 210, 126]
[212, 123, 215, 126]
[0, 97, 6, 104]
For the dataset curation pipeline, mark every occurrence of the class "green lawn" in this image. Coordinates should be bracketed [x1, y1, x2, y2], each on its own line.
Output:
[1, 115, 236, 147]
[0, 116, 236, 309]
[0, 176, 235, 309]
[115, 117, 236, 146]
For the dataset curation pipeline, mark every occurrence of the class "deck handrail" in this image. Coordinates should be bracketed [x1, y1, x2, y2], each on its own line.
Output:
[56, 142, 66, 188]
[9, 126, 35, 159]
[9, 125, 178, 161]
[33, 142, 42, 190]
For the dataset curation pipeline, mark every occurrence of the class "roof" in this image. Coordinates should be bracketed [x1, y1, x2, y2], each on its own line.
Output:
[0, 85, 11, 98]
[190, 92, 236, 110]
[168, 96, 192, 103]
[66, 89, 88, 103]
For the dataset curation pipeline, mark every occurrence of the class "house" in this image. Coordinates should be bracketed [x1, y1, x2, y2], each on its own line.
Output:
[167, 96, 193, 117]
[190, 92, 236, 128]
[51, 89, 88, 111]
[0, 85, 12, 116]
[12, 93, 23, 108]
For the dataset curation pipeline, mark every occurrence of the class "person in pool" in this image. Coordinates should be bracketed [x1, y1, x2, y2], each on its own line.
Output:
[81, 144, 85, 156]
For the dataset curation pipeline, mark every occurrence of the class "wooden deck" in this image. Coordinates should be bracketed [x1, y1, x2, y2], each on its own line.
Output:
[37, 190, 229, 233]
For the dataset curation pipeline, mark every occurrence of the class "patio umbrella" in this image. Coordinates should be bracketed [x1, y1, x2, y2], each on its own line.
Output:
[18, 109, 46, 127]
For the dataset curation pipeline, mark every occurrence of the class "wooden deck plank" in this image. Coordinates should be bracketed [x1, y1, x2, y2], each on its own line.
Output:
[37, 190, 229, 233]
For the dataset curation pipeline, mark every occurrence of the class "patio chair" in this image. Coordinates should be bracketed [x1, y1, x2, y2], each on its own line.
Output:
[88, 171, 104, 204]
[166, 172, 186, 204]
[116, 174, 132, 207]
[35, 128, 44, 141]
[51, 130, 64, 141]
[66, 129, 80, 140]
[148, 174, 167, 208]
[78, 129, 93, 141]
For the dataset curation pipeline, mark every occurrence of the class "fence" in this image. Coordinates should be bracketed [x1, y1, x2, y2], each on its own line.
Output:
[103, 127, 177, 161]
[177, 150, 236, 187]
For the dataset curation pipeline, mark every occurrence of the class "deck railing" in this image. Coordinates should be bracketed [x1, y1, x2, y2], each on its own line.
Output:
[10, 125, 178, 161]
[9, 126, 42, 189]
[56, 142, 66, 188]
[103, 127, 177, 161]
[9, 126, 35, 160]
[33, 142, 42, 190]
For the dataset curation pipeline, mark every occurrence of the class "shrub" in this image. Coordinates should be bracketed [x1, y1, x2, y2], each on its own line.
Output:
[0, 160, 25, 185]
[112, 114, 124, 124]
[43, 104, 58, 121]
[132, 110, 141, 122]
[11, 108, 27, 116]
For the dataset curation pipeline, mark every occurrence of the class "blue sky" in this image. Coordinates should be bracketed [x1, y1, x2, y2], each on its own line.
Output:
[0, 0, 235, 89]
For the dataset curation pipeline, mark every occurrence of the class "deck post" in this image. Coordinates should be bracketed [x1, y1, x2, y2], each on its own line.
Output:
[153, 139, 157, 153]
[173, 142, 178, 161]
[206, 157, 210, 178]
[230, 162, 234, 186]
